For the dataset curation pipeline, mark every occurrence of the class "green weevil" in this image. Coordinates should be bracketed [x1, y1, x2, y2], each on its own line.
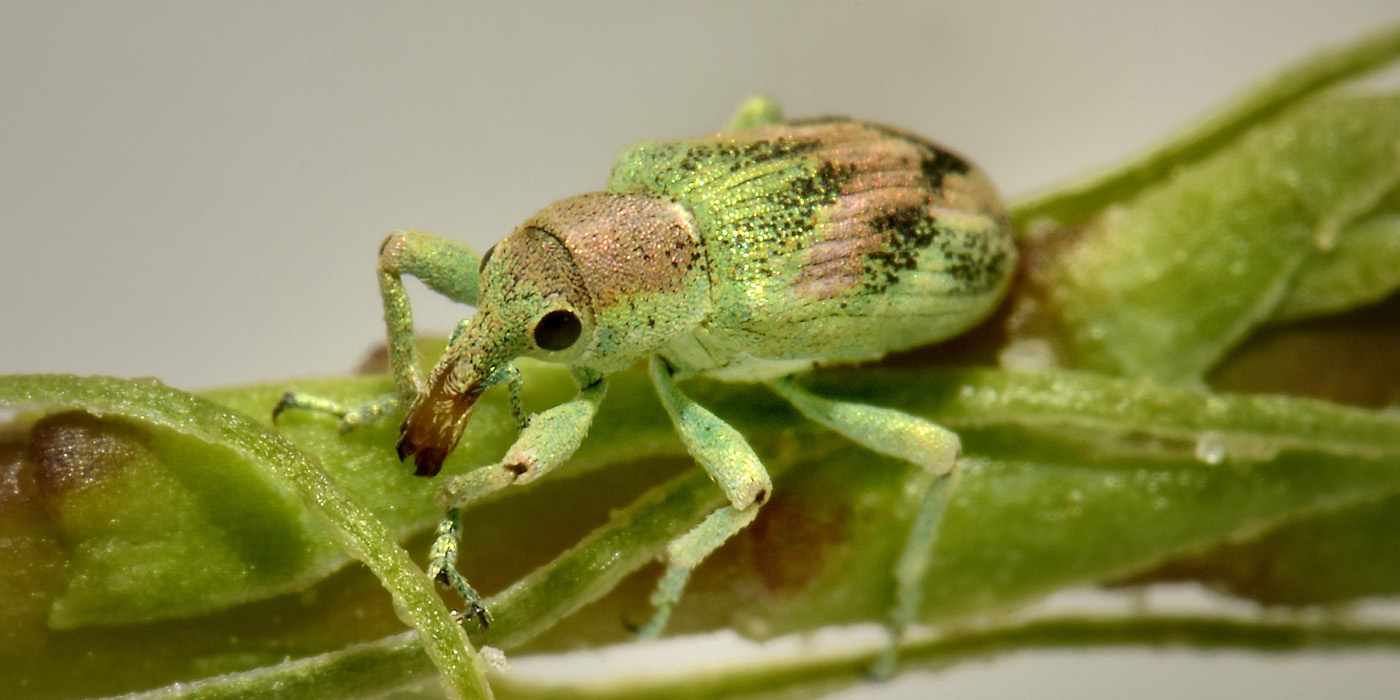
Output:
[276, 97, 1015, 664]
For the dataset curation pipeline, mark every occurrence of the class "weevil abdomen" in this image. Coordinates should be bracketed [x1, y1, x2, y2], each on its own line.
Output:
[607, 119, 1015, 378]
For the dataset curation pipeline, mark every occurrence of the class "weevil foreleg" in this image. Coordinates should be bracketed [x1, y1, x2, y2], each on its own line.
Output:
[427, 368, 607, 625]
[765, 377, 961, 678]
[274, 230, 483, 428]
[641, 356, 772, 638]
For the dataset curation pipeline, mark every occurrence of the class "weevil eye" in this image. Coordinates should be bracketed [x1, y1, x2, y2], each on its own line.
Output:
[479, 244, 496, 273]
[533, 309, 582, 351]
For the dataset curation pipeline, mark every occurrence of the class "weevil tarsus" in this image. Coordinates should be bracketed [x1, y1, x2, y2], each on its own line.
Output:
[421, 368, 605, 624]
[272, 391, 402, 431]
[419, 367, 604, 577]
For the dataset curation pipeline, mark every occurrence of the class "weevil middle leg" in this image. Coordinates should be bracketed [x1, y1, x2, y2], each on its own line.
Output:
[274, 229, 483, 428]
[765, 377, 961, 677]
[640, 355, 773, 637]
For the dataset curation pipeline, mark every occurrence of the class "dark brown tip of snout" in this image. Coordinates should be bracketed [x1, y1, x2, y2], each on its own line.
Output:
[397, 379, 484, 478]
[396, 435, 452, 477]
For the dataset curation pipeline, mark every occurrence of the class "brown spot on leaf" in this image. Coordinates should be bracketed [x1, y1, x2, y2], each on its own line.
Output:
[745, 489, 850, 595]
[27, 412, 150, 498]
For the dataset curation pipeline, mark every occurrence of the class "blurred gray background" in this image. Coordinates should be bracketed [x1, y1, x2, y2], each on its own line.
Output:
[4, 2, 1400, 698]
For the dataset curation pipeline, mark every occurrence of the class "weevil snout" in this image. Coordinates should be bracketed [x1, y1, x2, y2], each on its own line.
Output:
[397, 312, 507, 476]
[397, 391, 482, 476]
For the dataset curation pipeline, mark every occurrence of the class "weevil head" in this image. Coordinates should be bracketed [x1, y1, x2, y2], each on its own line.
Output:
[398, 191, 708, 476]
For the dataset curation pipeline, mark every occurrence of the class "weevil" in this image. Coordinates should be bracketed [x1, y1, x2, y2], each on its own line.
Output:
[276, 97, 1015, 665]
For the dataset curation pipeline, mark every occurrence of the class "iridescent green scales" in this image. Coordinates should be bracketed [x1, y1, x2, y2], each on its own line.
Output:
[275, 98, 1016, 674]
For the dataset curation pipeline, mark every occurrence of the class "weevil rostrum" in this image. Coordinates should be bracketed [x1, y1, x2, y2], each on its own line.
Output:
[276, 97, 1015, 656]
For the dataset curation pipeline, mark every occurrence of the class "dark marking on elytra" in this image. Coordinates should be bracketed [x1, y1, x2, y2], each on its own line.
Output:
[860, 203, 1006, 296]
[676, 137, 817, 175]
[861, 207, 941, 293]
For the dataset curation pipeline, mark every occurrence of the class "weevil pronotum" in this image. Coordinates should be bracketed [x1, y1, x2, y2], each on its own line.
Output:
[276, 96, 1015, 665]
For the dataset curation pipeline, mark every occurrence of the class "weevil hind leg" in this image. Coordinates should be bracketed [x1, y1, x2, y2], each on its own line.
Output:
[272, 230, 484, 429]
[765, 377, 961, 678]
[873, 466, 957, 678]
[641, 356, 773, 637]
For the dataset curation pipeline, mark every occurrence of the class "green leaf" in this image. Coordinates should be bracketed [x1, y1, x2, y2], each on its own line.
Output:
[5, 365, 1398, 698]
[28, 411, 328, 628]
[1039, 93, 1400, 382]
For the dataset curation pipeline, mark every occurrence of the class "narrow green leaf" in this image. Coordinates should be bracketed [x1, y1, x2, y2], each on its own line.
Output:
[94, 616, 1400, 700]
[96, 632, 433, 700]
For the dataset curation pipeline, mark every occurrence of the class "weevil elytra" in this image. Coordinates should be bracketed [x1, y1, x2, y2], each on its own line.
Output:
[276, 96, 1015, 662]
